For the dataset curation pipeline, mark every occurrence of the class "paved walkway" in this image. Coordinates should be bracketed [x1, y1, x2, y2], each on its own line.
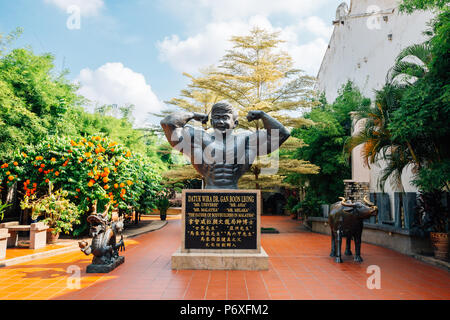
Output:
[0, 216, 449, 300]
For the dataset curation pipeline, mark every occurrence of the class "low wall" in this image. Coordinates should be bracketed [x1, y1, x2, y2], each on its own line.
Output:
[308, 217, 433, 256]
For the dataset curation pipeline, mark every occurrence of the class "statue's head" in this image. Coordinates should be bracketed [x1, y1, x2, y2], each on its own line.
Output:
[210, 102, 238, 133]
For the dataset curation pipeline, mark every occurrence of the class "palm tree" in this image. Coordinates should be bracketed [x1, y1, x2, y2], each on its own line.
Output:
[386, 43, 432, 86]
[346, 42, 432, 191]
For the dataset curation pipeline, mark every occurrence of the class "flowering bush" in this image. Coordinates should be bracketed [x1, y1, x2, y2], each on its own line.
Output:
[20, 185, 80, 235]
[0, 135, 163, 234]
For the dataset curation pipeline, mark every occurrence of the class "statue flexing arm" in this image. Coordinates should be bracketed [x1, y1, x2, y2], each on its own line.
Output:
[246, 110, 290, 155]
[160, 112, 209, 156]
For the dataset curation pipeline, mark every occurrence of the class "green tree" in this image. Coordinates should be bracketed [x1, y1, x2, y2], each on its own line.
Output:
[294, 82, 369, 207]
[399, 0, 449, 13]
[170, 27, 318, 190]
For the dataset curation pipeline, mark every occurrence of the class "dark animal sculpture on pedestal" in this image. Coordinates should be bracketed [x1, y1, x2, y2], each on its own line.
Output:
[328, 196, 378, 263]
[79, 201, 125, 272]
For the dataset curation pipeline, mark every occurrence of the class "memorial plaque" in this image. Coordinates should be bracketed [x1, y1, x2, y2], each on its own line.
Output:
[182, 190, 260, 252]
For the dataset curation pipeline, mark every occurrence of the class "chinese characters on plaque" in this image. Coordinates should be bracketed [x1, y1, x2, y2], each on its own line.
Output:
[184, 192, 258, 250]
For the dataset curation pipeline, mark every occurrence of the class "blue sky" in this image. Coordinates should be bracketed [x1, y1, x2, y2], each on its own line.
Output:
[0, 0, 349, 127]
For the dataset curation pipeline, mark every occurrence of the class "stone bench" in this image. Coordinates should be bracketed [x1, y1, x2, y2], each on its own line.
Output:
[0, 228, 10, 260]
[0, 222, 48, 250]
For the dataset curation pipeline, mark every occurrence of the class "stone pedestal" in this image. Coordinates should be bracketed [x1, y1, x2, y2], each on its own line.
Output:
[172, 247, 268, 270]
[30, 223, 48, 249]
[0, 229, 10, 260]
[86, 256, 125, 273]
[171, 189, 268, 270]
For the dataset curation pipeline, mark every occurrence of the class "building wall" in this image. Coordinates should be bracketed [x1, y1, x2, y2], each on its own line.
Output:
[316, 0, 434, 218]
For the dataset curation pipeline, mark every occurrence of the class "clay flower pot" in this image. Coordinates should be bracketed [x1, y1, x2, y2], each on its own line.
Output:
[46, 228, 60, 244]
[430, 232, 449, 260]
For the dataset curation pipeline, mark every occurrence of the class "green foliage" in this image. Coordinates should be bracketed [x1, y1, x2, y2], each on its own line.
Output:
[292, 82, 368, 205]
[20, 186, 80, 235]
[0, 47, 81, 161]
[0, 200, 11, 221]
[293, 189, 324, 218]
[284, 195, 299, 213]
[399, 0, 449, 13]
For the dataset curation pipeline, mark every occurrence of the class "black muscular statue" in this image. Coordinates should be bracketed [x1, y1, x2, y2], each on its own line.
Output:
[160, 102, 290, 189]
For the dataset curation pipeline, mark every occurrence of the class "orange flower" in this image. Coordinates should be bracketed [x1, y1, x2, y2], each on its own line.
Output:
[88, 172, 94, 177]
[120, 183, 125, 188]
[78, 157, 83, 162]
[21, 152, 27, 158]
[84, 152, 91, 158]
[50, 158, 56, 162]
[88, 180, 95, 187]
[114, 184, 119, 189]
[45, 179, 50, 183]
[87, 158, 93, 164]
[38, 168, 43, 173]
[110, 148, 115, 152]
[55, 171, 60, 176]
[13, 162, 18, 166]
[1, 163, 7, 168]
[103, 177, 109, 183]
[6, 171, 10, 175]
[76, 188, 81, 192]
[121, 189, 126, 194]
[40, 164, 45, 168]
[68, 150, 73, 153]
[8, 176, 14, 181]
[104, 185, 110, 190]
[127, 180, 133, 186]
[70, 140, 77, 146]
[115, 162, 119, 166]
[88, 142, 94, 147]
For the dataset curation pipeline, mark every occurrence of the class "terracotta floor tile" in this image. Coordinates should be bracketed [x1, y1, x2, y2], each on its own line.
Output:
[0, 216, 449, 300]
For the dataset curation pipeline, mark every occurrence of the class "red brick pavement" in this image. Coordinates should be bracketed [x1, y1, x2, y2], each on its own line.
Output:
[0, 216, 449, 300]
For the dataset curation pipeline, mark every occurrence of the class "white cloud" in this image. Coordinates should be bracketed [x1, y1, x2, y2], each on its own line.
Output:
[161, 0, 329, 22]
[75, 63, 164, 128]
[44, 0, 104, 17]
[157, 15, 331, 76]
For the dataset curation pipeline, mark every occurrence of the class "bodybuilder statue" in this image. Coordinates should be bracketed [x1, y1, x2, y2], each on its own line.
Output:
[160, 102, 290, 189]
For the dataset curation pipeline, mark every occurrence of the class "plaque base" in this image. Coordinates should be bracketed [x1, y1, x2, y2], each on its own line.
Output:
[171, 247, 269, 270]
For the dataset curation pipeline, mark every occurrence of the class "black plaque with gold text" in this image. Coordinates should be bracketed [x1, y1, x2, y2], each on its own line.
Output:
[184, 191, 258, 250]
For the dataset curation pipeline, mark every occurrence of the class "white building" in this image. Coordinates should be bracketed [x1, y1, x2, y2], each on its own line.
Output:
[316, 0, 434, 219]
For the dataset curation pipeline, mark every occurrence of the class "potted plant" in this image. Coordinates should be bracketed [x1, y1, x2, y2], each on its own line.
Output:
[284, 196, 299, 219]
[416, 192, 449, 260]
[155, 197, 171, 221]
[21, 184, 81, 243]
